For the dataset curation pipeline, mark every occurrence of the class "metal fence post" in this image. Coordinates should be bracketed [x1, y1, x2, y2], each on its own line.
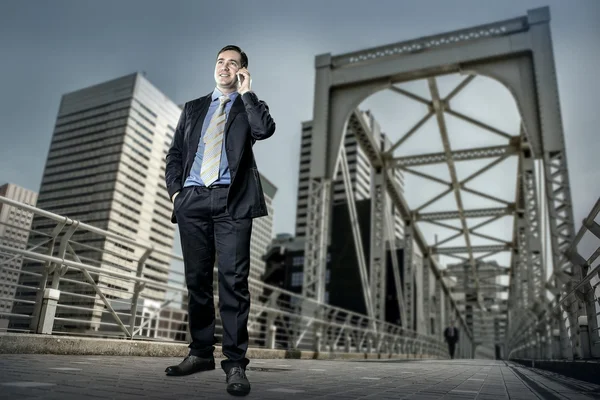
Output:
[129, 248, 153, 338]
[344, 333, 351, 353]
[565, 295, 584, 359]
[558, 307, 572, 359]
[528, 327, 534, 359]
[544, 319, 553, 359]
[30, 267, 50, 333]
[551, 326, 560, 359]
[267, 324, 277, 350]
[36, 288, 60, 334]
[578, 316, 590, 358]
[30, 221, 67, 333]
[314, 331, 322, 353]
[265, 305, 276, 350]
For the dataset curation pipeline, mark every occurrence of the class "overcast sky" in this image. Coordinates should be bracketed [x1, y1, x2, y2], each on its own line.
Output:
[1, 0, 598, 271]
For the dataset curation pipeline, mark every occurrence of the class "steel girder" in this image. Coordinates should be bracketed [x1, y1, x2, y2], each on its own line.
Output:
[384, 176, 407, 328]
[434, 272, 443, 335]
[302, 178, 330, 304]
[403, 223, 416, 330]
[422, 256, 432, 334]
[416, 207, 512, 221]
[370, 166, 388, 322]
[305, 7, 574, 347]
[519, 145, 545, 308]
[339, 147, 375, 319]
[391, 144, 519, 168]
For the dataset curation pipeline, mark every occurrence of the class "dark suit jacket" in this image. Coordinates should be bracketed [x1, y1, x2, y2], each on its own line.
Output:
[444, 327, 459, 344]
[165, 91, 275, 223]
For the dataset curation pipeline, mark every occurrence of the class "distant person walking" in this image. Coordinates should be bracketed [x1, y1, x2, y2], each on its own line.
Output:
[443, 321, 459, 359]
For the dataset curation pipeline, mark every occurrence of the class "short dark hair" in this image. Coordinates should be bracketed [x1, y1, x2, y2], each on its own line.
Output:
[217, 45, 248, 68]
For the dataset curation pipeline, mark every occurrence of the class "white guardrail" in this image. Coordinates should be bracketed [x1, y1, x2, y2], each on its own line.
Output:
[0, 196, 467, 359]
[507, 197, 600, 360]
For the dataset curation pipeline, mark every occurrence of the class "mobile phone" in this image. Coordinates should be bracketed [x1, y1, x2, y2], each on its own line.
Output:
[236, 73, 244, 89]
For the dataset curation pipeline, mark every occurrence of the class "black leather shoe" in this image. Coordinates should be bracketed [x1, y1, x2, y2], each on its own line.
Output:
[165, 355, 215, 376]
[226, 366, 251, 396]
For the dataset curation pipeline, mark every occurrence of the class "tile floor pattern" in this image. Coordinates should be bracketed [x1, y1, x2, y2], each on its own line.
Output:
[0, 355, 598, 399]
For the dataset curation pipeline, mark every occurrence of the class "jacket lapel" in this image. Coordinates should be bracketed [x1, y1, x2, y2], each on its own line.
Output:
[190, 93, 212, 138]
[186, 93, 212, 167]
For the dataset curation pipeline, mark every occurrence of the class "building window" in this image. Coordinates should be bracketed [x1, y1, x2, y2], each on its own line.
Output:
[291, 272, 303, 287]
[292, 256, 304, 267]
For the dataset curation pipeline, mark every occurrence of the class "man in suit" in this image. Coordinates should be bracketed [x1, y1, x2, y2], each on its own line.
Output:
[443, 321, 459, 359]
[164, 44, 275, 396]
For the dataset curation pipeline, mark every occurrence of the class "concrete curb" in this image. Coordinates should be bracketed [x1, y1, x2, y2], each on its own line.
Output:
[0, 333, 438, 361]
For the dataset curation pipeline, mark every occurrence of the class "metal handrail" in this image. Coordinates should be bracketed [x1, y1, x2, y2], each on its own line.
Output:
[0, 195, 463, 358]
[506, 196, 600, 360]
[0, 196, 177, 261]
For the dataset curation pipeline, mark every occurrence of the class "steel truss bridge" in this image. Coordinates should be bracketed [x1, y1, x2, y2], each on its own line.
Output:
[301, 5, 599, 360]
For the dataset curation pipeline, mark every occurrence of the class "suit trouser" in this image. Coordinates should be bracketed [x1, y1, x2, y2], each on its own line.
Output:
[448, 342, 456, 359]
[174, 185, 252, 371]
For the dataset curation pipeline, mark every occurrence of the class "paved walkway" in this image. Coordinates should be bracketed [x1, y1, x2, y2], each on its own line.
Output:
[0, 355, 598, 399]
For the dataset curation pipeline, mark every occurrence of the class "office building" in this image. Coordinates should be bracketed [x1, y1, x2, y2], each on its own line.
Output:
[12, 73, 181, 332]
[0, 183, 38, 330]
[249, 174, 277, 301]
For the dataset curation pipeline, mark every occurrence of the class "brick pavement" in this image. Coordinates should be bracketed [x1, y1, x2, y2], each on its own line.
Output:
[0, 355, 598, 399]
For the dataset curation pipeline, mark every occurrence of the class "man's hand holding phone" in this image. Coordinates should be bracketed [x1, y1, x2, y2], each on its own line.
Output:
[236, 68, 252, 95]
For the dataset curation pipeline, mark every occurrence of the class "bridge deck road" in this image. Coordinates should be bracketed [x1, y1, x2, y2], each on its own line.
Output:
[1, 355, 598, 399]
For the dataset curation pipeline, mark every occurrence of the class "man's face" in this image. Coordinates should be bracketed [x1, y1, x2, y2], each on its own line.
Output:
[214, 50, 242, 90]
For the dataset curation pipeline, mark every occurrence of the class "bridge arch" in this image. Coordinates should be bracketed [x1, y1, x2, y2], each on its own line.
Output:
[302, 6, 580, 358]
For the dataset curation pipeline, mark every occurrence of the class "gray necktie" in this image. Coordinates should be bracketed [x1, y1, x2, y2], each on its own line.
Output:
[200, 95, 230, 186]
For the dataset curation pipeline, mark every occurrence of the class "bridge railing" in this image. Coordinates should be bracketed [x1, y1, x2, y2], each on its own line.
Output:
[506, 196, 600, 360]
[0, 196, 458, 359]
